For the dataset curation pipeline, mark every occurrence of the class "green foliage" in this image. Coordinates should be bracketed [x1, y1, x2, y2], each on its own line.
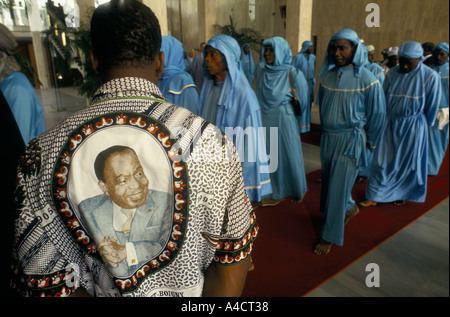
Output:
[70, 29, 101, 99]
[213, 16, 264, 57]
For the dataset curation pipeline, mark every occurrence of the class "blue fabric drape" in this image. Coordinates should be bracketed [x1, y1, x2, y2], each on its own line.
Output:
[316, 29, 386, 246]
[200, 34, 272, 202]
[158, 36, 200, 115]
[366, 42, 442, 203]
[428, 42, 449, 175]
[255, 36, 308, 201]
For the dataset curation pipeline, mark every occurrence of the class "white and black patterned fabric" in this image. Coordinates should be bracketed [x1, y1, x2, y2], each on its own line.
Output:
[11, 77, 258, 297]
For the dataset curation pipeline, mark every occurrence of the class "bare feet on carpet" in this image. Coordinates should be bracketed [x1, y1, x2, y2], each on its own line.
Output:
[393, 200, 405, 206]
[260, 198, 283, 207]
[313, 238, 333, 255]
[344, 204, 359, 225]
[251, 201, 261, 210]
[292, 197, 303, 204]
[359, 199, 377, 207]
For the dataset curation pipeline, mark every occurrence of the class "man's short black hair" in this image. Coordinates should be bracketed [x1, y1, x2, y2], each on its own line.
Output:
[90, 0, 162, 72]
[94, 145, 136, 182]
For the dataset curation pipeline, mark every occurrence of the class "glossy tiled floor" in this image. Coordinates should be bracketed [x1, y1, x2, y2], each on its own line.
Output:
[36, 88, 449, 297]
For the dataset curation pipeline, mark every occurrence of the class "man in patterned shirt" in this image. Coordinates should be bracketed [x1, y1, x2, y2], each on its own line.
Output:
[10, 0, 257, 297]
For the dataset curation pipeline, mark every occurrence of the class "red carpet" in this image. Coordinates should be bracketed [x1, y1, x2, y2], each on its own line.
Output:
[242, 148, 449, 297]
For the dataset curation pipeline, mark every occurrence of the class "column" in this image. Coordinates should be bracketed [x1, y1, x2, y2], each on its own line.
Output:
[76, 0, 95, 30]
[285, 0, 313, 55]
[197, 0, 217, 44]
[27, 0, 50, 88]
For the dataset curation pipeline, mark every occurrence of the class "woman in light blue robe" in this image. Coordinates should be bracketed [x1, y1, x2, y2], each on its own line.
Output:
[199, 34, 272, 203]
[159, 36, 200, 115]
[427, 42, 449, 176]
[292, 40, 316, 133]
[255, 36, 308, 204]
[1, 71, 46, 145]
[316, 29, 386, 253]
[364, 42, 441, 204]
[240, 43, 255, 85]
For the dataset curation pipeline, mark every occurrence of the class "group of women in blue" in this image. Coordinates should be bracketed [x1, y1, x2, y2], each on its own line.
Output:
[164, 33, 310, 205]
[158, 31, 446, 257]
[292, 40, 316, 133]
[363, 41, 442, 205]
[198, 34, 274, 203]
[427, 42, 449, 177]
[254, 36, 309, 204]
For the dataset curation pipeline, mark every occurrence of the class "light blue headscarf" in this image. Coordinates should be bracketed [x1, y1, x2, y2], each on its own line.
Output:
[300, 40, 314, 53]
[159, 36, 189, 95]
[434, 42, 449, 53]
[200, 34, 259, 129]
[433, 42, 449, 62]
[261, 36, 292, 71]
[318, 28, 367, 79]
[398, 41, 424, 60]
[257, 37, 294, 107]
[240, 43, 255, 83]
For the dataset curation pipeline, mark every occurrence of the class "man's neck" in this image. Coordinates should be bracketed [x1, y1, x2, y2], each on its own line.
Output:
[102, 66, 160, 85]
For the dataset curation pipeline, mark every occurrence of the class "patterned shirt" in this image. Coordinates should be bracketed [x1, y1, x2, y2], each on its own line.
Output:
[11, 77, 258, 297]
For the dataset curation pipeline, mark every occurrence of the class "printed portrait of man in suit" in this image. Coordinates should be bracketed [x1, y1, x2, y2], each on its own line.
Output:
[77, 145, 172, 277]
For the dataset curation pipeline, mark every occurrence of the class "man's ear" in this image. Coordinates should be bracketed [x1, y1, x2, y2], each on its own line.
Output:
[155, 51, 165, 78]
[99, 180, 110, 197]
[90, 51, 101, 75]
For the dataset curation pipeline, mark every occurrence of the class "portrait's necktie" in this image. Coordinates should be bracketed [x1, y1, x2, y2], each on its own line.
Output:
[121, 210, 134, 233]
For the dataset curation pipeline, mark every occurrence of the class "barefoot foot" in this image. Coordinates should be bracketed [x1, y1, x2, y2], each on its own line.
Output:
[313, 238, 333, 255]
[344, 204, 359, 225]
[359, 199, 377, 207]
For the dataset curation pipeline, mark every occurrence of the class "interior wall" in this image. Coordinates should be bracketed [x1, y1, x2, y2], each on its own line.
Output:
[311, 0, 450, 71]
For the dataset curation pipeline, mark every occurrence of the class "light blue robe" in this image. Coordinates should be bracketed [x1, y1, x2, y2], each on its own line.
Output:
[200, 35, 272, 202]
[359, 50, 386, 179]
[366, 62, 441, 202]
[158, 36, 200, 115]
[240, 43, 255, 85]
[292, 41, 316, 133]
[1, 71, 46, 144]
[317, 29, 386, 246]
[255, 36, 308, 201]
[427, 59, 449, 175]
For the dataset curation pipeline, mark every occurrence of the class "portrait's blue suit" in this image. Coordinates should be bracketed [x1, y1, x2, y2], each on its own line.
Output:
[78, 190, 172, 277]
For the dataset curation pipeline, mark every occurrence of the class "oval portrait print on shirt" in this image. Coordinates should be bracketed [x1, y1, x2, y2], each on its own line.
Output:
[51, 111, 188, 292]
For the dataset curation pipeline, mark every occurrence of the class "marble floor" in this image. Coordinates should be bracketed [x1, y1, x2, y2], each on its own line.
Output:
[36, 88, 449, 297]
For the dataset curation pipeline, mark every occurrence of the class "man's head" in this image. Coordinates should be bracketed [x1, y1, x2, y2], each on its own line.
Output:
[386, 47, 399, 68]
[301, 41, 314, 55]
[422, 42, 435, 57]
[432, 42, 449, 66]
[95, 146, 149, 210]
[366, 45, 376, 63]
[327, 29, 363, 68]
[398, 42, 423, 73]
[90, 0, 163, 82]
